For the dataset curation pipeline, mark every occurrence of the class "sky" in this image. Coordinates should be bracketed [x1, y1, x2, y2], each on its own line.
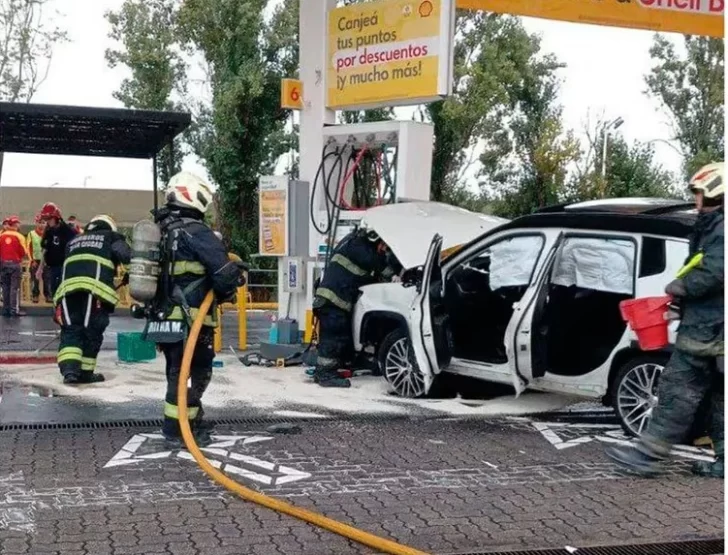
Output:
[0, 0, 685, 193]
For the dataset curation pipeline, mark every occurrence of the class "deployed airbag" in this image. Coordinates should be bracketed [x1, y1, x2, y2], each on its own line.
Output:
[552, 238, 635, 294]
[489, 236, 544, 290]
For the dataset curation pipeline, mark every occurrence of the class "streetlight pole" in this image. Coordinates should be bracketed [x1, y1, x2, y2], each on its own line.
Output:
[601, 116, 624, 180]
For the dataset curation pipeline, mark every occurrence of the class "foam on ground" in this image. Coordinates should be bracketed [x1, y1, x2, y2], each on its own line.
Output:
[0, 352, 577, 417]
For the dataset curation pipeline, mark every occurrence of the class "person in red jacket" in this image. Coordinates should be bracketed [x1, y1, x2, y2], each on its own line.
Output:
[0, 216, 28, 317]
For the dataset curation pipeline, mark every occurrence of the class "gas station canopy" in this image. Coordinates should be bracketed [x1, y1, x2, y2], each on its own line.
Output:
[0, 102, 191, 159]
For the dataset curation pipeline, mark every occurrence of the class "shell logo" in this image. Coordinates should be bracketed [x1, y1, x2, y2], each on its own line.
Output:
[419, 0, 433, 17]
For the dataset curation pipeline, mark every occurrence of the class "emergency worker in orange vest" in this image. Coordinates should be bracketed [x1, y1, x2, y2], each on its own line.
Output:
[0, 216, 28, 317]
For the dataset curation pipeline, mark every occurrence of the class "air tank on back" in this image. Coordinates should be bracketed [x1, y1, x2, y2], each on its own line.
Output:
[128, 219, 162, 302]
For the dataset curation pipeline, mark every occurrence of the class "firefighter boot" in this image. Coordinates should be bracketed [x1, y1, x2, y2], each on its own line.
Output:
[314, 370, 351, 388]
[605, 443, 663, 477]
[692, 441, 725, 478]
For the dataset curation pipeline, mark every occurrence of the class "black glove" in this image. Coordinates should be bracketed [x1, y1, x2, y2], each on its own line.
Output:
[665, 278, 687, 297]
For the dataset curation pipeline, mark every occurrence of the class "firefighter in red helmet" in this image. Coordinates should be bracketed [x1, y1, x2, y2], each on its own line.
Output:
[38, 203, 77, 298]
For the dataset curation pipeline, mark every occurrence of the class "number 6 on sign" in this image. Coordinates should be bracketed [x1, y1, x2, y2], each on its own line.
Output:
[281, 78, 304, 110]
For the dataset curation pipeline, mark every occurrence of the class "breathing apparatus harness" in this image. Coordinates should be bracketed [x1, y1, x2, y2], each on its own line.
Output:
[130, 206, 206, 329]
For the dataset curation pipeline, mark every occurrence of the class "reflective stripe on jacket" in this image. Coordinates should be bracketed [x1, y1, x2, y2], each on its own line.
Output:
[54, 231, 120, 306]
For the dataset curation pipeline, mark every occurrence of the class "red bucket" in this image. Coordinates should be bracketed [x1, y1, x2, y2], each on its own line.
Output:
[619, 296, 672, 351]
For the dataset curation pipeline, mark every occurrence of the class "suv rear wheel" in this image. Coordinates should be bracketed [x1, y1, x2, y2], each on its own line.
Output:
[612, 354, 667, 436]
[378, 328, 428, 398]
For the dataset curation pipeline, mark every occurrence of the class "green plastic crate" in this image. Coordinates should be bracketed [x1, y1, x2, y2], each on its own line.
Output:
[117, 332, 157, 363]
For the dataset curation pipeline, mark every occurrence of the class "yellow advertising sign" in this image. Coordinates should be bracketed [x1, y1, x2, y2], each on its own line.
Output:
[327, 0, 455, 110]
[456, 0, 724, 38]
[281, 78, 304, 110]
[258, 176, 288, 257]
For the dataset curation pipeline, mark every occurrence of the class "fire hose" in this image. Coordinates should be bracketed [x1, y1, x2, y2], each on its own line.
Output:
[177, 291, 429, 555]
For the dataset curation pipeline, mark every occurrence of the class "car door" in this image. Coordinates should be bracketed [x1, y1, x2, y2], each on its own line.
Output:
[406, 234, 444, 394]
[504, 232, 565, 396]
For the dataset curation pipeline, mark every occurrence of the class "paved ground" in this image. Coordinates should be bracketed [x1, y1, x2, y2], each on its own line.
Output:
[0, 311, 272, 353]
[0, 413, 723, 555]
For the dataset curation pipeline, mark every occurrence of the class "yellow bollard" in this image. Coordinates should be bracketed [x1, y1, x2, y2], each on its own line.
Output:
[214, 305, 223, 353]
[304, 309, 315, 344]
[237, 278, 248, 351]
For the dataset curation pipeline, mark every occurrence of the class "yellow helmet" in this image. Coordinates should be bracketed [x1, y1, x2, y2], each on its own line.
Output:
[689, 162, 724, 199]
[86, 214, 118, 232]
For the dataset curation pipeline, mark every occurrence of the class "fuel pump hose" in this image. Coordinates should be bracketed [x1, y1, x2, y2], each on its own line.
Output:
[177, 291, 430, 555]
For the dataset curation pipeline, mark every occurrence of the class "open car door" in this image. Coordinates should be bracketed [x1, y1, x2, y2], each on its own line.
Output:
[504, 232, 564, 396]
[407, 233, 445, 395]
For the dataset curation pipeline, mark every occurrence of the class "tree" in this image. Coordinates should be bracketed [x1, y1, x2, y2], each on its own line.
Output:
[646, 35, 724, 178]
[567, 120, 677, 202]
[0, 0, 67, 102]
[479, 33, 579, 218]
[176, 0, 299, 257]
[419, 12, 569, 214]
[105, 0, 299, 257]
[105, 0, 187, 185]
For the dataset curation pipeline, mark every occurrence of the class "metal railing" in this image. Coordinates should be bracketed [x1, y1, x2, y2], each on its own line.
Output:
[9, 262, 279, 312]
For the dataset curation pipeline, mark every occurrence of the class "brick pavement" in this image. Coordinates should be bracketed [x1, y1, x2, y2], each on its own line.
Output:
[0, 417, 723, 555]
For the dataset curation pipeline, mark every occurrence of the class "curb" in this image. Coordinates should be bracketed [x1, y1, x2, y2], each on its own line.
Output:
[0, 353, 56, 365]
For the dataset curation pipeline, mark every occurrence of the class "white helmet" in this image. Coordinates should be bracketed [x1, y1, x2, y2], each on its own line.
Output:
[689, 162, 724, 199]
[86, 214, 117, 232]
[166, 172, 214, 214]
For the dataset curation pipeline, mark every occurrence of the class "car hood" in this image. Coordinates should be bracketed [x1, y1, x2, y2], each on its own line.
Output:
[359, 201, 508, 269]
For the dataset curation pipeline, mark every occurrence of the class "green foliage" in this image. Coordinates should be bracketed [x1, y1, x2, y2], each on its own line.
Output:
[0, 0, 68, 102]
[646, 35, 724, 178]
[106, 0, 299, 260]
[567, 131, 677, 203]
[176, 0, 299, 260]
[479, 30, 580, 218]
[105, 0, 186, 185]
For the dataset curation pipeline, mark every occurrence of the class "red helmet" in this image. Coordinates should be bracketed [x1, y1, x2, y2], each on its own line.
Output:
[40, 202, 61, 221]
[34, 212, 42, 224]
[7, 215, 20, 226]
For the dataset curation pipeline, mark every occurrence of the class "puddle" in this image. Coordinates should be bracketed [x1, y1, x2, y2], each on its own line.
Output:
[0, 382, 59, 401]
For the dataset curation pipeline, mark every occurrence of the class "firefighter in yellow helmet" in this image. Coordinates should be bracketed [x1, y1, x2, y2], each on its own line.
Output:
[144, 172, 245, 448]
[607, 162, 724, 478]
[55, 215, 131, 384]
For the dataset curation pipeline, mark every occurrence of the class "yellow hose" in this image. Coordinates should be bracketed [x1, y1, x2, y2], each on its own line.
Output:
[178, 291, 430, 555]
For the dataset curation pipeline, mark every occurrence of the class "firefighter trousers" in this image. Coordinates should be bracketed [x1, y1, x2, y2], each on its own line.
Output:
[160, 327, 215, 439]
[57, 293, 111, 381]
[642, 348, 724, 456]
[313, 304, 353, 377]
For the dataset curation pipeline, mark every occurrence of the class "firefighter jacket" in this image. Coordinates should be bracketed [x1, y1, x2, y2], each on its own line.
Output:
[157, 212, 242, 328]
[315, 231, 402, 312]
[53, 230, 131, 309]
[42, 222, 77, 267]
[676, 207, 724, 355]
[0, 230, 27, 263]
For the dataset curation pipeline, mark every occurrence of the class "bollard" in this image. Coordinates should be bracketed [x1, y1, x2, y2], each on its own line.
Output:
[237, 278, 248, 351]
[214, 305, 223, 353]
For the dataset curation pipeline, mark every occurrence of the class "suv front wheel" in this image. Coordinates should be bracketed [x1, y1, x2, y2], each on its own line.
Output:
[378, 328, 428, 398]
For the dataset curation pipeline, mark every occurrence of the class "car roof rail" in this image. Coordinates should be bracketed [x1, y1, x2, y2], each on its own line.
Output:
[639, 202, 696, 215]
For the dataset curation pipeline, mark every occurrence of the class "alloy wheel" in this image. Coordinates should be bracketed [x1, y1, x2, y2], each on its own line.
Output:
[616, 362, 663, 436]
[383, 337, 427, 398]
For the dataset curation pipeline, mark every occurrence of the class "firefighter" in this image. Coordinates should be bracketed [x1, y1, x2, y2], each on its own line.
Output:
[39, 202, 78, 299]
[54, 215, 131, 384]
[313, 228, 402, 388]
[0, 216, 28, 317]
[144, 172, 244, 447]
[606, 162, 724, 477]
[27, 213, 48, 303]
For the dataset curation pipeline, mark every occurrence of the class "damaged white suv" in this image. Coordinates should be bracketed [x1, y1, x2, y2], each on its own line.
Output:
[354, 199, 698, 436]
